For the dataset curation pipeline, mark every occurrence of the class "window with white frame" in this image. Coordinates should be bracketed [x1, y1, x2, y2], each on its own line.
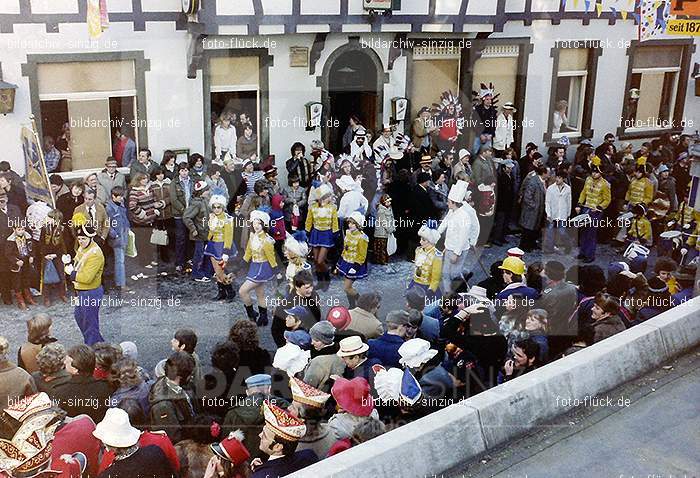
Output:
[551, 48, 590, 137]
[37, 60, 137, 172]
[624, 45, 683, 131]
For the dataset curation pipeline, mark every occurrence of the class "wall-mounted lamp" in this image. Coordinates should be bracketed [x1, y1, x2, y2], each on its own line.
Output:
[0, 63, 18, 115]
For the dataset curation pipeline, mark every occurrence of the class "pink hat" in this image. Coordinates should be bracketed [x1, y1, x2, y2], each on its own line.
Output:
[331, 377, 374, 417]
[327, 306, 351, 330]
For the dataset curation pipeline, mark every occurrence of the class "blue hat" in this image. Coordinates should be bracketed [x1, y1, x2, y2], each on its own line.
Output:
[629, 256, 648, 274]
[607, 261, 630, 279]
[400, 369, 421, 406]
[284, 330, 312, 350]
[657, 164, 669, 173]
[245, 374, 272, 387]
[284, 305, 308, 318]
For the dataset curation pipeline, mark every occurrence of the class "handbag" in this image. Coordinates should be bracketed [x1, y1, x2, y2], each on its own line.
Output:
[126, 230, 137, 257]
[387, 233, 397, 256]
[150, 228, 169, 246]
[43, 260, 60, 285]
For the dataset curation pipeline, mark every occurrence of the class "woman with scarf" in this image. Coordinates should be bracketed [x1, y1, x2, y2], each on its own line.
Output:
[206, 194, 236, 302]
[39, 208, 68, 305]
[239, 209, 278, 326]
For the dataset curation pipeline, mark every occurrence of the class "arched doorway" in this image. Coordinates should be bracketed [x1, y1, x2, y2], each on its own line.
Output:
[320, 41, 385, 154]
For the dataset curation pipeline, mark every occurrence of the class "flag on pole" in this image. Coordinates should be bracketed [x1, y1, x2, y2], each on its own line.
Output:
[621, 10, 628, 19]
[87, 0, 109, 38]
[596, 2, 603, 16]
[585, 0, 591, 11]
[21, 123, 55, 208]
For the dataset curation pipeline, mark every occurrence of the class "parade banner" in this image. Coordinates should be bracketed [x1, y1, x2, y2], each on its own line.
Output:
[20, 124, 55, 208]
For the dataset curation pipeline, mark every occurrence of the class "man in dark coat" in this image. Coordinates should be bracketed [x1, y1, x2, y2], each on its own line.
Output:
[538, 260, 579, 358]
[54, 345, 110, 424]
[407, 172, 438, 260]
[222, 374, 289, 460]
[519, 165, 547, 251]
[251, 401, 318, 478]
[0, 193, 22, 303]
[148, 352, 196, 444]
[367, 311, 410, 368]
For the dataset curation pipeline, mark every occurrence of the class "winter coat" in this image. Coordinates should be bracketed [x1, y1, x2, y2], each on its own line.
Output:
[149, 179, 173, 220]
[374, 203, 395, 239]
[283, 186, 307, 223]
[429, 182, 449, 216]
[303, 354, 346, 393]
[106, 200, 130, 249]
[182, 196, 209, 241]
[519, 175, 546, 230]
[496, 170, 515, 213]
[110, 380, 152, 415]
[53, 374, 110, 423]
[128, 186, 159, 226]
[222, 393, 286, 456]
[73, 202, 110, 240]
[170, 177, 192, 218]
[148, 376, 196, 444]
[96, 170, 127, 205]
[592, 315, 626, 343]
[658, 176, 678, 211]
[0, 360, 36, 415]
[367, 333, 404, 369]
[129, 159, 159, 179]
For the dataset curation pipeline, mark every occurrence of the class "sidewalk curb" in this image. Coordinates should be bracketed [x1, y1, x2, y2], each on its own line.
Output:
[289, 297, 700, 478]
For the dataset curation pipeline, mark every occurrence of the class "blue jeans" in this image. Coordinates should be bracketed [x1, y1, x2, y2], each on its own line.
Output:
[174, 218, 188, 267]
[543, 220, 571, 253]
[74, 287, 105, 345]
[191, 240, 212, 279]
[580, 209, 602, 261]
[113, 247, 125, 287]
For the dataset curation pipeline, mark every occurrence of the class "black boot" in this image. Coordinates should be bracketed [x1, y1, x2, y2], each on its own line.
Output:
[315, 271, 324, 291]
[257, 307, 269, 326]
[245, 304, 258, 321]
[214, 282, 227, 300]
[224, 283, 236, 302]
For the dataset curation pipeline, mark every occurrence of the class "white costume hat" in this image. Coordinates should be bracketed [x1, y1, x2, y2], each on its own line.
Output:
[459, 285, 491, 303]
[336, 175, 357, 192]
[347, 211, 366, 229]
[273, 343, 310, 377]
[458, 148, 471, 160]
[314, 184, 333, 202]
[93, 408, 141, 448]
[250, 209, 271, 227]
[374, 367, 403, 403]
[447, 180, 469, 203]
[398, 338, 438, 369]
[209, 194, 227, 207]
[284, 234, 309, 258]
[418, 225, 440, 244]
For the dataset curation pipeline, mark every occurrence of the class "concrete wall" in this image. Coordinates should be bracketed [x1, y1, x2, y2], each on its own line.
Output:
[288, 297, 700, 478]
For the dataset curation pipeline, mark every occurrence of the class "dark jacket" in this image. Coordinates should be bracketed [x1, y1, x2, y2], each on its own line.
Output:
[182, 196, 209, 241]
[170, 177, 192, 218]
[222, 393, 288, 459]
[31, 369, 72, 398]
[592, 315, 627, 343]
[97, 445, 177, 478]
[367, 333, 405, 369]
[106, 200, 130, 249]
[411, 184, 438, 227]
[237, 347, 272, 376]
[250, 449, 318, 478]
[496, 169, 515, 212]
[52, 374, 110, 423]
[148, 377, 196, 444]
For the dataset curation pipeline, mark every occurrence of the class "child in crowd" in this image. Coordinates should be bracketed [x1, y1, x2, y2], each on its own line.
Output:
[6, 224, 36, 309]
[39, 209, 68, 305]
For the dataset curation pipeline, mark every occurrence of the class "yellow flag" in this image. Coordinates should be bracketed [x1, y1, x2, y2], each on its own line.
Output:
[87, 0, 102, 38]
[621, 10, 628, 20]
[596, 2, 603, 16]
[574, 0, 579, 7]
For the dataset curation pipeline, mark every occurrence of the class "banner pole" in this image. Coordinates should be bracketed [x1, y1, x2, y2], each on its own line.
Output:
[28, 114, 56, 208]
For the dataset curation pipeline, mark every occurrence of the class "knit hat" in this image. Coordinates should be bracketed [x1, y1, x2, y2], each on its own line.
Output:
[119, 341, 138, 361]
[327, 306, 351, 330]
[309, 321, 335, 345]
[331, 377, 374, 417]
[385, 310, 411, 326]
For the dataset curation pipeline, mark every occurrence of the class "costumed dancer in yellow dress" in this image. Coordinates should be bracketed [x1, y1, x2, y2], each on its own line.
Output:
[407, 221, 443, 301]
[206, 194, 237, 302]
[239, 209, 278, 326]
[305, 183, 339, 292]
[335, 211, 369, 309]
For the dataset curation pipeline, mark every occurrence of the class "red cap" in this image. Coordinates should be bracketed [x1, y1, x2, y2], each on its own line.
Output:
[210, 431, 251, 465]
[331, 377, 374, 417]
[327, 306, 351, 330]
